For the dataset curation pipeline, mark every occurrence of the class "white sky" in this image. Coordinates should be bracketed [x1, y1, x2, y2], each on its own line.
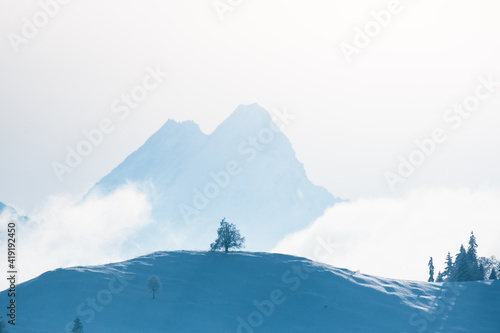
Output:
[0, 0, 499, 281]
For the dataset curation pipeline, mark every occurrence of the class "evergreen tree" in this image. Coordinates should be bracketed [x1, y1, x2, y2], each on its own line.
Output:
[478, 263, 485, 281]
[436, 271, 444, 282]
[489, 268, 498, 280]
[452, 245, 469, 282]
[71, 317, 83, 333]
[147, 275, 162, 299]
[467, 231, 478, 264]
[210, 218, 245, 253]
[466, 231, 481, 280]
[443, 252, 453, 280]
[428, 257, 435, 282]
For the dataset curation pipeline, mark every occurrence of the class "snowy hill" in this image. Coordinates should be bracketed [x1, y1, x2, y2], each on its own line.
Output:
[4, 251, 499, 332]
[90, 104, 341, 251]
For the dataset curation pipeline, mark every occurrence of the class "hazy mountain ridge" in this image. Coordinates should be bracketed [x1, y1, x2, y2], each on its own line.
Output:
[0, 201, 29, 223]
[91, 104, 341, 250]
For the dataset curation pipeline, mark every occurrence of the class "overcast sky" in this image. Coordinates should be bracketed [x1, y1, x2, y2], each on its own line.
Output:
[0, 0, 499, 281]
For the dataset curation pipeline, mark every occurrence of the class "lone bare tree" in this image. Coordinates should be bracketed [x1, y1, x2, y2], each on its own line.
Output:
[147, 275, 162, 299]
[210, 218, 245, 253]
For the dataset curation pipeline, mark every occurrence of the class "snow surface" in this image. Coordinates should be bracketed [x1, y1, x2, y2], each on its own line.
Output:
[90, 104, 341, 251]
[3, 251, 499, 332]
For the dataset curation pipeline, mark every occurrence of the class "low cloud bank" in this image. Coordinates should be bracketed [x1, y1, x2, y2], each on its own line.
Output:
[273, 187, 500, 281]
[0, 183, 154, 290]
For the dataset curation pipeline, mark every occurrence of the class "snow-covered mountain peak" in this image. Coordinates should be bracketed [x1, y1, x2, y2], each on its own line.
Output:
[90, 104, 341, 251]
[218, 103, 274, 130]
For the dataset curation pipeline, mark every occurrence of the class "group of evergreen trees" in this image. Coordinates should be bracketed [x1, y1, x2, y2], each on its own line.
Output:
[429, 231, 498, 282]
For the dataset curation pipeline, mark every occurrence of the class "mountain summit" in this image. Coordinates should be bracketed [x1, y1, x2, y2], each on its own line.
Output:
[91, 104, 341, 251]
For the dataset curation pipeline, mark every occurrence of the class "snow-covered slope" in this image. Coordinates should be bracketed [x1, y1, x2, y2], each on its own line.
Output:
[90, 104, 341, 251]
[5, 251, 499, 332]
